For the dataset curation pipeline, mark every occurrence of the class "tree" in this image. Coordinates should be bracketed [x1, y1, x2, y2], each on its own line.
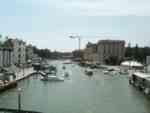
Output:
[3, 39, 13, 47]
[125, 42, 132, 58]
[0, 34, 3, 46]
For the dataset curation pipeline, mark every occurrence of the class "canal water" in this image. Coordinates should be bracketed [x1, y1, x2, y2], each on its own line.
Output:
[0, 61, 150, 113]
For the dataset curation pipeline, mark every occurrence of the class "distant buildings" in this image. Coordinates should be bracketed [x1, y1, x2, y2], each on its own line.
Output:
[83, 40, 125, 64]
[0, 48, 13, 67]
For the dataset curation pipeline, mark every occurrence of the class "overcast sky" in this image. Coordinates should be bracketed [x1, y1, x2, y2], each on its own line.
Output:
[0, 0, 150, 51]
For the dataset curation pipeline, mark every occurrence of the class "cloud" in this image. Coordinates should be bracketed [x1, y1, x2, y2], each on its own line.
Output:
[56, 0, 150, 16]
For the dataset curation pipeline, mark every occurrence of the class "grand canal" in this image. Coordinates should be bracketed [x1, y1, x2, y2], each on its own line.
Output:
[0, 61, 150, 113]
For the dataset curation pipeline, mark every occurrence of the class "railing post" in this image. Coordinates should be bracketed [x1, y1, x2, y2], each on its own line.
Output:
[17, 88, 22, 111]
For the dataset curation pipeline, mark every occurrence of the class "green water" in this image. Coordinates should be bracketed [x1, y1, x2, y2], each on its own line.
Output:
[0, 61, 150, 113]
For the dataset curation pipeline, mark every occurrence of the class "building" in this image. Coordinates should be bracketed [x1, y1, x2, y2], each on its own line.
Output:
[97, 40, 125, 64]
[0, 48, 13, 67]
[32, 54, 42, 64]
[26, 44, 34, 62]
[4, 39, 26, 66]
[83, 40, 125, 64]
[83, 42, 99, 63]
[146, 56, 150, 65]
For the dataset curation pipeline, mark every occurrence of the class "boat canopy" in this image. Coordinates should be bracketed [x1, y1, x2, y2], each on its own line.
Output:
[133, 72, 150, 79]
[121, 61, 143, 67]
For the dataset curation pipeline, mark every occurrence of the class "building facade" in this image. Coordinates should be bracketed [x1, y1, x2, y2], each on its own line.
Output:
[26, 44, 34, 62]
[83, 40, 125, 64]
[83, 42, 99, 63]
[5, 39, 26, 66]
[97, 40, 125, 64]
[0, 48, 13, 67]
[146, 56, 150, 65]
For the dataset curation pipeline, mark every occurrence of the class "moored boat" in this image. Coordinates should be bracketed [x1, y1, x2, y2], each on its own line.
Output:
[129, 72, 150, 95]
[41, 75, 64, 81]
[85, 68, 93, 76]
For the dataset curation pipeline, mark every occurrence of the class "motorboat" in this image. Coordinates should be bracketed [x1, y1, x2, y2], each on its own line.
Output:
[44, 70, 56, 75]
[64, 72, 69, 77]
[63, 60, 72, 64]
[119, 70, 129, 75]
[40, 65, 64, 81]
[62, 71, 72, 78]
[129, 72, 150, 95]
[103, 68, 119, 75]
[41, 75, 64, 81]
[103, 70, 109, 74]
[62, 66, 66, 70]
[43, 65, 57, 75]
[85, 68, 93, 76]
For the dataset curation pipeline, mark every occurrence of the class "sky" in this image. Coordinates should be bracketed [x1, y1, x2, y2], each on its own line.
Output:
[0, 0, 150, 51]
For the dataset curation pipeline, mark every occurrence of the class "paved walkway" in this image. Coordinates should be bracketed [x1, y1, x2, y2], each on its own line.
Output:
[15, 67, 35, 81]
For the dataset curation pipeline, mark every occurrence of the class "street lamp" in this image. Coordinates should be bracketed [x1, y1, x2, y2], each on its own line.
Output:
[17, 88, 22, 111]
[23, 64, 25, 76]
[69, 35, 81, 52]
[69, 35, 81, 61]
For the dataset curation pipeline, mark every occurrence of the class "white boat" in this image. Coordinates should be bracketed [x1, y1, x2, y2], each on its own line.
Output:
[41, 75, 64, 81]
[63, 60, 72, 64]
[103, 70, 109, 74]
[129, 72, 150, 95]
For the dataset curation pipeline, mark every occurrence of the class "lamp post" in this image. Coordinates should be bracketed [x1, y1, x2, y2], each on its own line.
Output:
[69, 35, 81, 61]
[17, 88, 22, 111]
[23, 64, 25, 76]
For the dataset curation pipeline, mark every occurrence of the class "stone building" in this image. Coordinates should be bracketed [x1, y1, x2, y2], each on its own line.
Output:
[97, 40, 125, 64]
[83, 40, 125, 64]
[4, 39, 26, 66]
[26, 44, 34, 62]
[0, 48, 13, 67]
[83, 42, 99, 63]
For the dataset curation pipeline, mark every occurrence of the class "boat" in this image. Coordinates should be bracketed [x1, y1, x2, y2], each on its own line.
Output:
[41, 75, 64, 81]
[119, 70, 129, 75]
[62, 66, 66, 70]
[40, 65, 64, 81]
[103, 68, 119, 75]
[129, 72, 150, 95]
[85, 68, 93, 76]
[63, 60, 72, 64]
[103, 68, 114, 75]
[64, 72, 69, 77]
[43, 65, 57, 75]
[103, 70, 109, 74]
[62, 70, 72, 78]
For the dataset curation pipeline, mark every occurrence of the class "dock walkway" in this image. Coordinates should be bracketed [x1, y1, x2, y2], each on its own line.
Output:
[15, 67, 36, 81]
[0, 67, 36, 92]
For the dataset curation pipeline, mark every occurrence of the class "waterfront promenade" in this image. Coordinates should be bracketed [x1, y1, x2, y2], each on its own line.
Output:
[0, 67, 35, 92]
[15, 67, 35, 81]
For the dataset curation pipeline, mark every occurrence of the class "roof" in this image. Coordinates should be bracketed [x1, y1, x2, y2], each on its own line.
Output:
[133, 72, 150, 79]
[98, 40, 125, 44]
[121, 61, 143, 67]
